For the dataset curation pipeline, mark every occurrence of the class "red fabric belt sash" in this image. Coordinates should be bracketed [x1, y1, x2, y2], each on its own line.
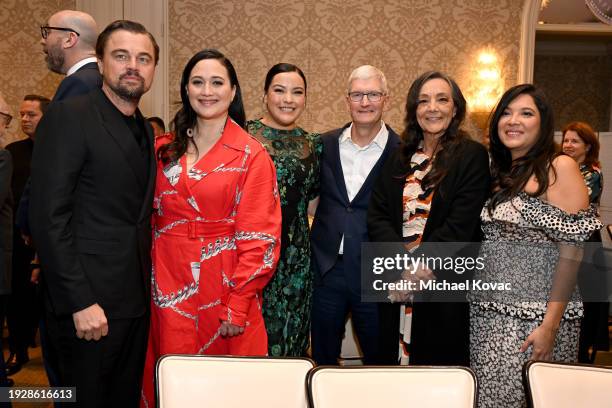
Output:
[154, 215, 235, 239]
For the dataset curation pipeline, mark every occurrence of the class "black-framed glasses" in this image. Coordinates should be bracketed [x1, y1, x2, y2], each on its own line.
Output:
[0, 112, 12, 126]
[348, 91, 385, 102]
[40, 25, 80, 39]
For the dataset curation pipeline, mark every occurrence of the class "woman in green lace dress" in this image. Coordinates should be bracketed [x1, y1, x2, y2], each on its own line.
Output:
[247, 63, 321, 356]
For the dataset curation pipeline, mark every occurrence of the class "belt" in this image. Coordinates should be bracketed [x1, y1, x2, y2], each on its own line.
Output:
[154, 215, 235, 239]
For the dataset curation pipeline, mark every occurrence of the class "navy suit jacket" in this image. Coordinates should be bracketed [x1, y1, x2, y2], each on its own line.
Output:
[17, 62, 102, 234]
[52, 61, 102, 102]
[311, 123, 400, 292]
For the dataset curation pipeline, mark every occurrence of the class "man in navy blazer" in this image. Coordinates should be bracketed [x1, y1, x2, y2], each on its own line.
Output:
[41, 10, 102, 102]
[310, 66, 400, 365]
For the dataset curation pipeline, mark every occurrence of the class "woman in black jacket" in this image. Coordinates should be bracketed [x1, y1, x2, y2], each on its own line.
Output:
[368, 71, 490, 365]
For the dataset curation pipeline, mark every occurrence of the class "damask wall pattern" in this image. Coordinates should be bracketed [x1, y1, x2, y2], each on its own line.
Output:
[534, 54, 612, 132]
[169, 0, 523, 134]
[0, 0, 74, 147]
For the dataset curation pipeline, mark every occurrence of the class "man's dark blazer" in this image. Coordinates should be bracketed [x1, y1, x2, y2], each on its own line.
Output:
[30, 87, 155, 319]
[52, 61, 102, 102]
[0, 149, 13, 295]
[310, 123, 400, 292]
[17, 61, 101, 234]
[368, 138, 491, 365]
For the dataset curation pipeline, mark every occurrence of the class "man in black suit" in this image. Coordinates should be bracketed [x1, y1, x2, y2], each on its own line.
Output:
[310, 65, 400, 365]
[5, 94, 50, 375]
[0, 93, 14, 390]
[30, 20, 158, 407]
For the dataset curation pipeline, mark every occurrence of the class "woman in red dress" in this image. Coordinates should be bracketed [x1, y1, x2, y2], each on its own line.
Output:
[141, 49, 281, 407]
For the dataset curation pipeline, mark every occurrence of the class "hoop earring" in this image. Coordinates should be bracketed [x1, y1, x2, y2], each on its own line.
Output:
[186, 128, 194, 138]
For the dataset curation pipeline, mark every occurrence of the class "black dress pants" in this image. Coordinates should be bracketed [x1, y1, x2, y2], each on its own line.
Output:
[45, 308, 148, 408]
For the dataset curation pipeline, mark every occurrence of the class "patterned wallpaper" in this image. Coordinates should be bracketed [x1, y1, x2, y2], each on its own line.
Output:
[534, 54, 612, 132]
[169, 0, 523, 135]
[0, 0, 74, 147]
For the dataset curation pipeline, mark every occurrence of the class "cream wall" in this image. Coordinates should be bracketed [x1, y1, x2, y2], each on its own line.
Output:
[0, 0, 74, 146]
[168, 0, 524, 134]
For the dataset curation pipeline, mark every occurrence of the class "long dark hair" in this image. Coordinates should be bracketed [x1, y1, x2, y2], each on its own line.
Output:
[264, 63, 307, 93]
[159, 49, 246, 164]
[488, 84, 556, 212]
[562, 121, 600, 168]
[400, 71, 469, 189]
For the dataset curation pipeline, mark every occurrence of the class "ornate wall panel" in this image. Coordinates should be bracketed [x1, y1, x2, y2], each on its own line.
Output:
[0, 0, 75, 146]
[534, 54, 612, 132]
[169, 0, 524, 134]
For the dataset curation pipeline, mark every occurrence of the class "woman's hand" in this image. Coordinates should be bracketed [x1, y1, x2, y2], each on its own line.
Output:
[520, 323, 557, 360]
[220, 321, 244, 337]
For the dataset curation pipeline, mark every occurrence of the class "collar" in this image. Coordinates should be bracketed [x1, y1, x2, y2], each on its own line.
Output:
[66, 57, 98, 76]
[340, 121, 388, 149]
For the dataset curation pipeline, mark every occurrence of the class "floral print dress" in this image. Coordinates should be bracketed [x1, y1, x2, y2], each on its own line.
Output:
[247, 119, 322, 356]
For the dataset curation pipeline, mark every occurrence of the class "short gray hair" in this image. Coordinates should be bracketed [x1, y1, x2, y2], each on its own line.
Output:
[347, 65, 388, 94]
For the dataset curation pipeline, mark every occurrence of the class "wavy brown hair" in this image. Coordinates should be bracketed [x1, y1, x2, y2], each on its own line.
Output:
[400, 71, 470, 190]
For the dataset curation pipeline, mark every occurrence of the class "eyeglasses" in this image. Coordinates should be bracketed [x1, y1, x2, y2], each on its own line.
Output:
[0, 112, 12, 126]
[348, 91, 385, 102]
[40, 25, 80, 39]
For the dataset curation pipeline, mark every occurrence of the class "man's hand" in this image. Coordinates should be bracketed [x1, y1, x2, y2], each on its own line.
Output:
[30, 267, 40, 284]
[72, 304, 108, 341]
[219, 321, 244, 337]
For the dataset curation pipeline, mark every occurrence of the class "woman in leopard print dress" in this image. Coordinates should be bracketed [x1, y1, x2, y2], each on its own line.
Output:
[468, 84, 602, 407]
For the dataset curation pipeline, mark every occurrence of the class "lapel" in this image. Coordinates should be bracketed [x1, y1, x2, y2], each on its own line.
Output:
[351, 125, 400, 204]
[92, 88, 147, 190]
[329, 124, 350, 203]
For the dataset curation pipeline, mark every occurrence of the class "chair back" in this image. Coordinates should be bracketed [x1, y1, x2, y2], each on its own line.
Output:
[523, 360, 612, 408]
[307, 366, 477, 408]
[156, 355, 314, 408]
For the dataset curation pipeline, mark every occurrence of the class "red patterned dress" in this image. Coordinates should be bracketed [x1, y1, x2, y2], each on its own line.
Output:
[141, 118, 281, 407]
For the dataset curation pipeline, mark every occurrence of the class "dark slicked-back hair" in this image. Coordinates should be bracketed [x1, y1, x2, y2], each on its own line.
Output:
[488, 84, 556, 213]
[400, 70, 469, 190]
[23, 94, 51, 114]
[96, 20, 159, 65]
[264, 63, 307, 93]
[159, 49, 246, 164]
[562, 121, 600, 168]
[147, 116, 165, 131]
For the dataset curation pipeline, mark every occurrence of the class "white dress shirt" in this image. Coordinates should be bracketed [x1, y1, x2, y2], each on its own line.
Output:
[338, 121, 389, 254]
[66, 57, 98, 76]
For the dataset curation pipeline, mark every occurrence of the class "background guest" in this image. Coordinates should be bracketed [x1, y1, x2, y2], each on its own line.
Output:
[147, 116, 166, 137]
[141, 49, 281, 407]
[368, 71, 490, 366]
[5, 94, 50, 375]
[562, 121, 608, 363]
[562, 121, 602, 204]
[469, 84, 601, 407]
[0, 93, 14, 392]
[247, 63, 320, 357]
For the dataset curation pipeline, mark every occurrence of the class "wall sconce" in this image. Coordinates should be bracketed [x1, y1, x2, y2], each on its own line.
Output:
[466, 48, 505, 143]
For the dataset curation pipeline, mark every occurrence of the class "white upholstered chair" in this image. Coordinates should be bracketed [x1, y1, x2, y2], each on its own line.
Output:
[523, 360, 612, 408]
[156, 354, 314, 408]
[307, 366, 477, 408]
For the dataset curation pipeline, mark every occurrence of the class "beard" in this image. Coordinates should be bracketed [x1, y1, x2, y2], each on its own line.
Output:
[44, 42, 65, 74]
[107, 70, 146, 102]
